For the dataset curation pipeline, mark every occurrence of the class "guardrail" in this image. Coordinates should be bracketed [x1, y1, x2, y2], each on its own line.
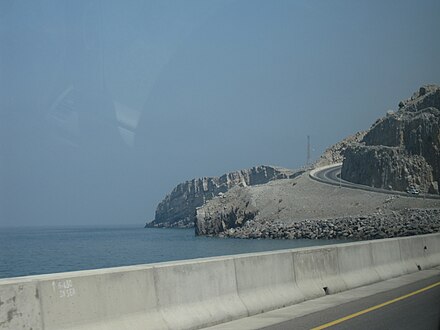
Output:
[1, 233, 439, 330]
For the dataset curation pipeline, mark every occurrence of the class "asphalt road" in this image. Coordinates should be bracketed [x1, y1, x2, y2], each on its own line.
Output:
[310, 164, 440, 200]
[263, 274, 440, 330]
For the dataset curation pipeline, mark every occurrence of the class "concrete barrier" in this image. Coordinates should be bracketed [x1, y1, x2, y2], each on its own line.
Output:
[370, 238, 406, 280]
[1, 233, 439, 330]
[154, 258, 247, 330]
[0, 279, 41, 330]
[337, 241, 381, 289]
[293, 246, 347, 298]
[398, 235, 428, 273]
[38, 267, 165, 330]
[424, 234, 440, 268]
[234, 250, 303, 315]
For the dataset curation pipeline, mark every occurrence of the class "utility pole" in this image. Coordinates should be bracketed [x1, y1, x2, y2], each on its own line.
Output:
[339, 169, 342, 188]
[307, 135, 311, 166]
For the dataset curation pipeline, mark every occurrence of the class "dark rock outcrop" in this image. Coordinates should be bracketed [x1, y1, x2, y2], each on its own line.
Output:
[146, 166, 298, 228]
[397, 85, 440, 113]
[342, 85, 440, 194]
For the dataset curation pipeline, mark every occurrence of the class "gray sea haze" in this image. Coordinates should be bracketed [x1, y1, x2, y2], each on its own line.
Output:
[0, 225, 347, 279]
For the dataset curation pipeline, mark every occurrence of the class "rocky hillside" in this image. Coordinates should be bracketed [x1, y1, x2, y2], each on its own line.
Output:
[146, 165, 300, 228]
[342, 85, 440, 194]
[195, 166, 440, 238]
[314, 131, 366, 168]
[146, 84, 440, 241]
[194, 84, 440, 239]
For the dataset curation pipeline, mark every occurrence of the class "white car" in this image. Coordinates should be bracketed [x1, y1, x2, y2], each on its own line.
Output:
[406, 187, 420, 195]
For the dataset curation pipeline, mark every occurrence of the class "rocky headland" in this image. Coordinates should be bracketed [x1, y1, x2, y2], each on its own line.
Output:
[146, 165, 301, 228]
[148, 85, 440, 241]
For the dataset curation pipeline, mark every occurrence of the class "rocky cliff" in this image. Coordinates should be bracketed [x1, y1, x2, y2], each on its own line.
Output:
[342, 144, 435, 192]
[146, 165, 299, 228]
[342, 85, 440, 194]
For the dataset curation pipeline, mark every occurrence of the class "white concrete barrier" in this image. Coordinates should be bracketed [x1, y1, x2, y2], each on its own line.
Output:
[38, 267, 166, 330]
[1, 233, 439, 330]
[398, 235, 428, 273]
[233, 250, 302, 315]
[337, 241, 381, 288]
[370, 238, 406, 280]
[0, 279, 41, 330]
[153, 258, 247, 330]
[293, 246, 347, 298]
[424, 234, 440, 268]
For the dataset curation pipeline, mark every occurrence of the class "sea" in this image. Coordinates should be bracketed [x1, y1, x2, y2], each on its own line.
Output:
[0, 225, 345, 279]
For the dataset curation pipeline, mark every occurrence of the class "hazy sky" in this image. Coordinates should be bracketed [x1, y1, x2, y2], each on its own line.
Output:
[1, 0, 439, 227]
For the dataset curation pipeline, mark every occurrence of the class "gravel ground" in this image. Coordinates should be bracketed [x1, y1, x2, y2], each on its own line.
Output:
[203, 173, 440, 222]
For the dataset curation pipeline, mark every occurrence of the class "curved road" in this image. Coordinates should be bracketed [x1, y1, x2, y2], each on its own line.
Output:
[310, 163, 440, 200]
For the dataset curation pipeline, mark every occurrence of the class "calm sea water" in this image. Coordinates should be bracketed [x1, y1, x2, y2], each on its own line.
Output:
[0, 225, 345, 279]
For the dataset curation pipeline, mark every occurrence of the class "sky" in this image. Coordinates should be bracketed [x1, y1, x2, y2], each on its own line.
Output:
[1, 0, 439, 227]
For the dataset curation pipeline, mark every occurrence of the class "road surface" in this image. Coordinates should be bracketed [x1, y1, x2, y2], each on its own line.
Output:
[265, 274, 440, 330]
[205, 269, 440, 330]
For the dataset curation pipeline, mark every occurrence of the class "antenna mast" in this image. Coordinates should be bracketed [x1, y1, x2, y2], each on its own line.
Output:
[307, 135, 311, 165]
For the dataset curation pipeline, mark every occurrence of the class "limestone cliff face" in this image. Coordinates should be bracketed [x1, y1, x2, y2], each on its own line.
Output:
[342, 85, 440, 194]
[146, 165, 297, 228]
[342, 145, 434, 192]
